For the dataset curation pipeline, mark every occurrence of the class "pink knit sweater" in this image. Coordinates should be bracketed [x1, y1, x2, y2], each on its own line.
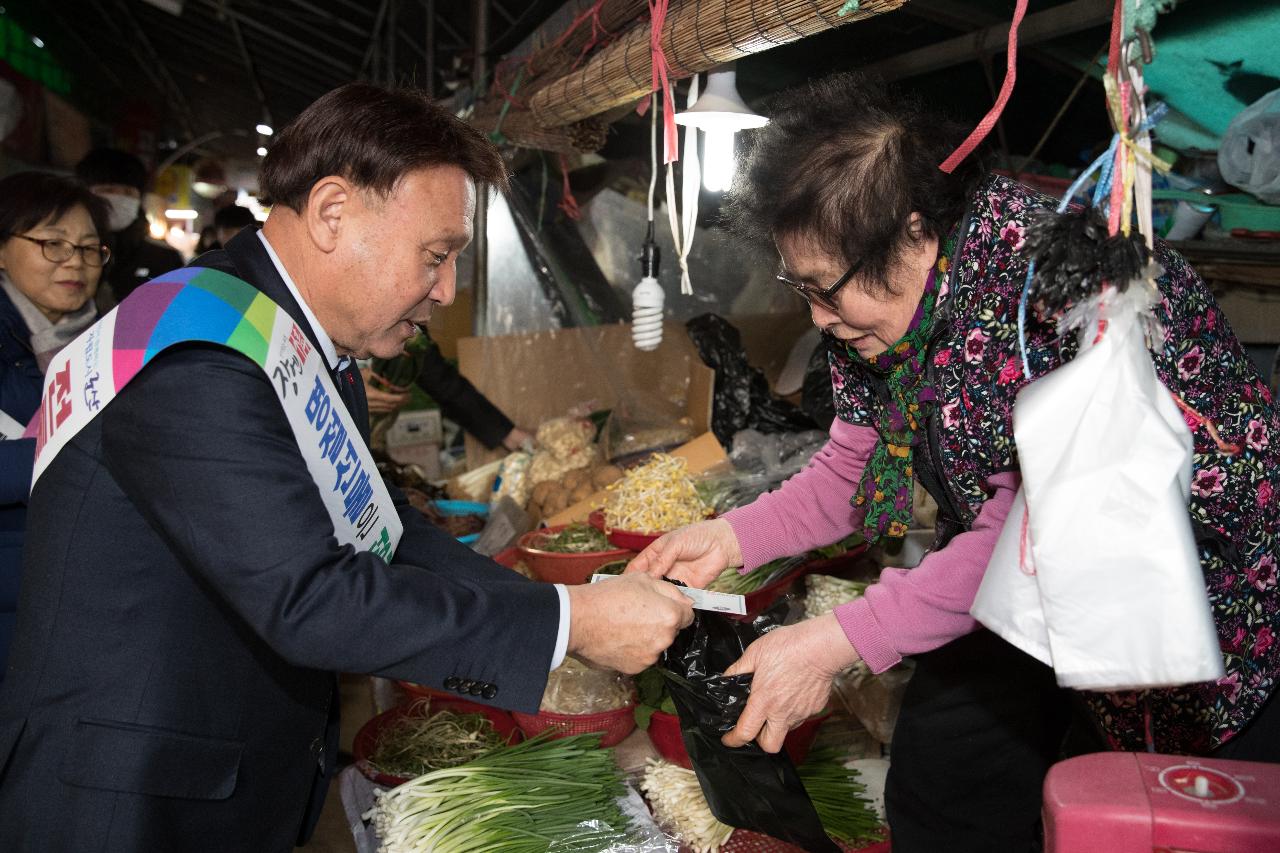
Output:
[723, 418, 1019, 673]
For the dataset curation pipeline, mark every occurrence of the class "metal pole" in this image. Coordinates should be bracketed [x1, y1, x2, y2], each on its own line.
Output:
[425, 0, 435, 98]
[471, 0, 490, 336]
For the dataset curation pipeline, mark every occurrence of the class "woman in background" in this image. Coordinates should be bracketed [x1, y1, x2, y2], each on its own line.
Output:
[0, 172, 111, 682]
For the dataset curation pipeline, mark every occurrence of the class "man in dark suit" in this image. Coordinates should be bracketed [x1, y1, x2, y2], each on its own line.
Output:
[0, 84, 692, 852]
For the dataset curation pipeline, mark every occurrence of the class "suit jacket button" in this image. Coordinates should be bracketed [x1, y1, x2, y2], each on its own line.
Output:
[444, 676, 461, 690]
[468, 682, 484, 696]
[459, 679, 474, 693]
[482, 684, 497, 699]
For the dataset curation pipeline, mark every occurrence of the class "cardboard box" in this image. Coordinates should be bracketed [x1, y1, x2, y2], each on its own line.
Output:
[457, 321, 715, 470]
[387, 439, 441, 480]
[386, 409, 443, 446]
[386, 410, 444, 479]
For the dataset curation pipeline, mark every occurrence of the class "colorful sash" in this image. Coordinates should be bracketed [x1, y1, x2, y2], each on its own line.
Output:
[29, 267, 401, 563]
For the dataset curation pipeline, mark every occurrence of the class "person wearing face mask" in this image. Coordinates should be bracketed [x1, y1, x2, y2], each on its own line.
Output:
[74, 147, 183, 305]
[628, 71, 1280, 852]
[0, 172, 111, 684]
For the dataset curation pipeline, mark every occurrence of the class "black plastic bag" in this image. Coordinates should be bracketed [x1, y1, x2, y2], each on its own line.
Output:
[660, 602, 839, 853]
[686, 314, 818, 447]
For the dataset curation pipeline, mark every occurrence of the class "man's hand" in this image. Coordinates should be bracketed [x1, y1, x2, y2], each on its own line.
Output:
[502, 427, 533, 452]
[624, 518, 742, 589]
[721, 614, 860, 753]
[361, 367, 411, 415]
[566, 574, 693, 673]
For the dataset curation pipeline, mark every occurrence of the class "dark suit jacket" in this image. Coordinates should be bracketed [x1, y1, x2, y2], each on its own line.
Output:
[0, 228, 559, 852]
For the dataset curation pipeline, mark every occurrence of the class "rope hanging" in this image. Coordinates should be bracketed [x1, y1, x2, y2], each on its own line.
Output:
[938, 0, 1029, 174]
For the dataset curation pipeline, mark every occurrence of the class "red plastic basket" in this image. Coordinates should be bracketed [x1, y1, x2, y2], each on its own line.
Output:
[511, 700, 637, 747]
[646, 709, 830, 768]
[352, 698, 522, 787]
[516, 525, 634, 584]
[394, 680, 450, 702]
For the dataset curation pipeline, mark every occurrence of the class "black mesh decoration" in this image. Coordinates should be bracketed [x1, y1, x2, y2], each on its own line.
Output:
[1020, 206, 1152, 317]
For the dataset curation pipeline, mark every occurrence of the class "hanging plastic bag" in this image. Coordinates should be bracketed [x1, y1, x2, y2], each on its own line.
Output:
[973, 285, 1225, 690]
[1219, 88, 1280, 204]
[660, 601, 839, 852]
[686, 314, 818, 447]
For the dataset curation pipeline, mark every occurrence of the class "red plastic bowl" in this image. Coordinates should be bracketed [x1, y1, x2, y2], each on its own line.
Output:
[588, 510, 716, 552]
[646, 708, 831, 768]
[511, 699, 637, 748]
[352, 698, 522, 787]
[516, 525, 633, 585]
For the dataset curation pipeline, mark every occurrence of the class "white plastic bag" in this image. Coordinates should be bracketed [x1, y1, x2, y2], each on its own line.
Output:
[1219, 88, 1280, 204]
[973, 286, 1225, 691]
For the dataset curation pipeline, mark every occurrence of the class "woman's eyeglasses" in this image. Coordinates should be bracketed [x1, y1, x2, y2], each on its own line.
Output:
[10, 234, 111, 267]
[775, 256, 864, 313]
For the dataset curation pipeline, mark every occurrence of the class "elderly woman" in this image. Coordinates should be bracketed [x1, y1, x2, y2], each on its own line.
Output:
[630, 72, 1279, 852]
[0, 172, 110, 681]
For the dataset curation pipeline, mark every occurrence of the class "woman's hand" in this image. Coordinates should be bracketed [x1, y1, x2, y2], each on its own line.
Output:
[624, 518, 743, 589]
[722, 613, 860, 753]
[361, 367, 411, 415]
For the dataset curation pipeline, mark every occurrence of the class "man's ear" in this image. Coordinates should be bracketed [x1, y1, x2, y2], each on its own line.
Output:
[304, 176, 353, 253]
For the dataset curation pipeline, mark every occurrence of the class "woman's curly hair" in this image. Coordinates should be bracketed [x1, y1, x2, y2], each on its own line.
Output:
[722, 71, 983, 294]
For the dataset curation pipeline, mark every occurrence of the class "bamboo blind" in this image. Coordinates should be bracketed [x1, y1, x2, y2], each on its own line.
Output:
[470, 0, 648, 153]
[530, 0, 908, 127]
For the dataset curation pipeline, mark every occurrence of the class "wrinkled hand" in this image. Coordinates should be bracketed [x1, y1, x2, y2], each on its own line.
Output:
[722, 614, 860, 753]
[566, 574, 694, 674]
[624, 518, 742, 589]
[361, 367, 411, 415]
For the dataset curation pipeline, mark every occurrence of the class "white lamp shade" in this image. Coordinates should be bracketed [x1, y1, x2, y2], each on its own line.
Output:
[674, 66, 767, 132]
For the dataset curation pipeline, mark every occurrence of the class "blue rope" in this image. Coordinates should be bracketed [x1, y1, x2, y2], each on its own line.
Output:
[1017, 145, 1117, 379]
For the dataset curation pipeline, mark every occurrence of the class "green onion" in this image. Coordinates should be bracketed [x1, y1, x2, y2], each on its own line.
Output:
[367, 732, 632, 853]
[798, 746, 884, 845]
[707, 556, 803, 594]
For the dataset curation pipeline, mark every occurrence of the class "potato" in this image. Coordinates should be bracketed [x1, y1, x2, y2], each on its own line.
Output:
[570, 481, 595, 502]
[531, 480, 559, 506]
[592, 465, 624, 488]
[540, 483, 568, 509]
[565, 468, 592, 491]
[543, 490, 571, 515]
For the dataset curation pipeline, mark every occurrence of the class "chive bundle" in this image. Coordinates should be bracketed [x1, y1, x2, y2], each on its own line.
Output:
[797, 747, 884, 845]
[367, 733, 632, 853]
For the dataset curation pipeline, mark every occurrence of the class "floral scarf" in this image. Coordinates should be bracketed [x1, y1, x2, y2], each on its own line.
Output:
[849, 235, 956, 541]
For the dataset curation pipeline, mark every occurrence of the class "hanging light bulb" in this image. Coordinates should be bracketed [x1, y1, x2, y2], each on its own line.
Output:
[632, 222, 664, 352]
[701, 127, 736, 193]
[674, 63, 767, 193]
[634, 92, 666, 351]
